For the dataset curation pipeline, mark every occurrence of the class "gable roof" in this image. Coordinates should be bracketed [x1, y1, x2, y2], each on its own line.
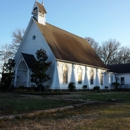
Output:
[107, 63, 130, 73]
[22, 53, 36, 69]
[34, 19, 107, 69]
[36, 2, 47, 14]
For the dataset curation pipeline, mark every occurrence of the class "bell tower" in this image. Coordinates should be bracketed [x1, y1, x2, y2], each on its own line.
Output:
[32, 1, 47, 25]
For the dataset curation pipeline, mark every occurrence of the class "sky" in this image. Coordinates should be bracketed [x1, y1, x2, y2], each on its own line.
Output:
[1, 0, 130, 48]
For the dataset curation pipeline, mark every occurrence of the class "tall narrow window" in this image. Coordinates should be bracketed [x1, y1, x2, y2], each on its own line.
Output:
[121, 77, 125, 85]
[63, 65, 68, 84]
[111, 76, 113, 83]
[100, 73, 103, 85]
[78, 67, 82, 84]
[90, 69, 94, 85]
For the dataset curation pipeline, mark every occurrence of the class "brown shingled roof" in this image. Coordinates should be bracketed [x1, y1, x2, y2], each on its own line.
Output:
[36, 2, 47, 14]
[34, 19, 106, 69]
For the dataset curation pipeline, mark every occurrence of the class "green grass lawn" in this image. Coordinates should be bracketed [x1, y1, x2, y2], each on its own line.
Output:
[0, 91, 130, 116]
[78, 91, 130, 102]
[0, 93, 72, 116]
[0, 91, 130, 129]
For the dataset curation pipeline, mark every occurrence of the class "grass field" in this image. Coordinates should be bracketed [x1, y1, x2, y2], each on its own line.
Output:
[0, 91, 130, 130]
[0, 93, 73, 116]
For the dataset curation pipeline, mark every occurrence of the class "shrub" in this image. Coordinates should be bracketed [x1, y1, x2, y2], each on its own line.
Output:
[44, 85, 50, 92]
[8, 85, 15, 92]
[34, 85, 44, 92]
[19, 86, 25, 89]
[18, 86, 27, 91]
[0, 59, 15, 92]
[112, 82, 120, 90]
[93, 86, 100, 92]
[17, 85, 46, 92]
[27, 86, 35, 91]
[82, 85, 87, 91]
[105, 86, 109, 92]
[0, 73, 13, 91]
[0, 84, 8, 92]
[105, 86, 108, 89]
[68, 82, 76, 92]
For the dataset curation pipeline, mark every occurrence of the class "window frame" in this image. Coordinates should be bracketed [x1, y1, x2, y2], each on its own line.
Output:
[111, 76, 113, 84]
[121, 77, 125, 85]
[63, 65, 68, 84]
[100, 73, 103, 85]
[78, 67, 82, 84]
[90, 69, 94, 85]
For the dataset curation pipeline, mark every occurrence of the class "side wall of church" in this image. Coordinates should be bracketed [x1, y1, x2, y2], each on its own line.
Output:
[51, 61, 108, 90]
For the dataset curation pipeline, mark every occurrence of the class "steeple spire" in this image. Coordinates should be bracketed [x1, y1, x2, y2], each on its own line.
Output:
[42, 0, 44, 5]
[32, 1, 47, 25]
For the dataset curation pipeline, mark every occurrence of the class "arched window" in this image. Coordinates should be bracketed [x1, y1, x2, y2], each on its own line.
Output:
[100, 73, 103, 85]
[63, 65, 68, 84]
[90, 69, 94, 85]
[78, 67, 82, 84]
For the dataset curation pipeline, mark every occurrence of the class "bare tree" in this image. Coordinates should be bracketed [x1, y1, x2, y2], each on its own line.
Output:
[85, 37, 101, 55]
[0, 29, 24, 62]
[0, 28, 24, 75]
[0, 44, 14, 63]
[12, 28, 25, 44]
[10, 28, 25, 54]
[0, 44, 14, 75]
[85, 37, 130, 65]
[99, 39, 120, 65]
[116, 47, 130, 64]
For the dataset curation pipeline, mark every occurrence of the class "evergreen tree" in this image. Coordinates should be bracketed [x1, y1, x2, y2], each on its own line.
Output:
[0, 59, 15, 91]
[30, 48, 52, 91]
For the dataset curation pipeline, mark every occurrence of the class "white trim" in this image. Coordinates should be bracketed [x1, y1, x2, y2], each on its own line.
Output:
[56, 59, 107, 70]
[27, 70, 30, 87]
[14, 18, 34, 61]
[33, 18, 56, 61]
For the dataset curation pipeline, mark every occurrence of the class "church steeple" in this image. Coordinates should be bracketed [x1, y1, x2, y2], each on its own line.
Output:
[32, 1, 47, 25]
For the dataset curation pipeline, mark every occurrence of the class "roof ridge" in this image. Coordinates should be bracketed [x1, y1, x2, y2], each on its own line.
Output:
[36, 1, 47, 13]
[33, 17, 88, 42]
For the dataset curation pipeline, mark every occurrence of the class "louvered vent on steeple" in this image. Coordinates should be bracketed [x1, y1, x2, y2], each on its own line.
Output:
[32, 1, 47, 25]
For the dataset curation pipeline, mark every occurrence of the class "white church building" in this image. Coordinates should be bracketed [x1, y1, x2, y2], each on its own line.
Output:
[14, 1, 116, 90]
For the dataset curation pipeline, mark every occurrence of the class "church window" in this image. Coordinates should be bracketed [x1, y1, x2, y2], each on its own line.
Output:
[78, 67, 82, 84]
[63, 65, 68, 84]
[33, 7, 38, 16]
[34, 7, 37, 11]
[121, 77, 125, 85]
[111, 76, 113, 83]
[90, 69, 94, 85]
[32, 35, 36, 40]
[100, 73, 103, 85]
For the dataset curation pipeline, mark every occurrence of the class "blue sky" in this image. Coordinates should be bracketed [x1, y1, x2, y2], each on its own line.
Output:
[1, 0, 130, 47]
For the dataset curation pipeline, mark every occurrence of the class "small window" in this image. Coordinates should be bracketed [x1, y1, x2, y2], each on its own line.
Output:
[78, 67, 82, 84]
[32, 35, 36, 40]
[121, 77, 125, 85]
[34, 7, 37, 11]
[63, 65, 68, 84]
